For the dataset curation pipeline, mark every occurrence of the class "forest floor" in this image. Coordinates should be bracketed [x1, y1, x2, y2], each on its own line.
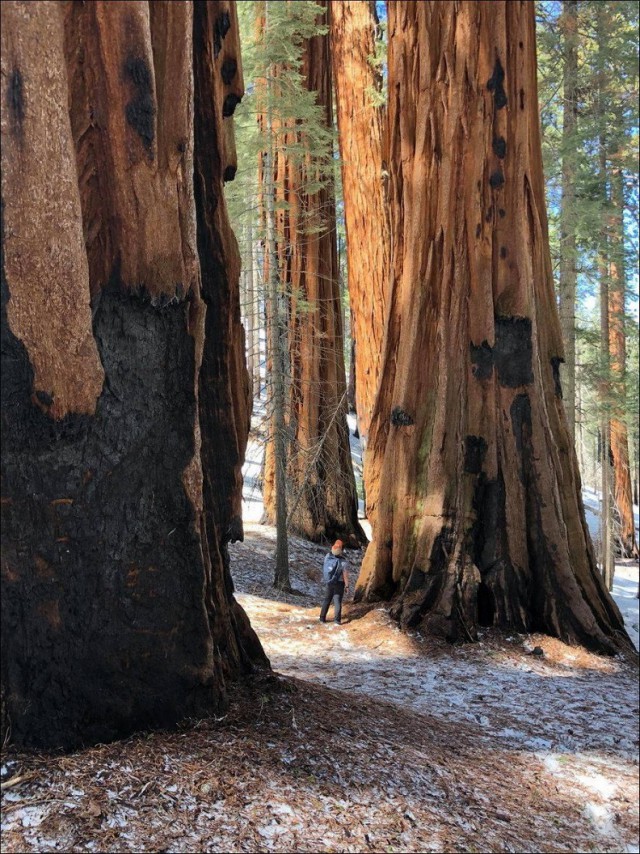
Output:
[1, 523, 639, 853]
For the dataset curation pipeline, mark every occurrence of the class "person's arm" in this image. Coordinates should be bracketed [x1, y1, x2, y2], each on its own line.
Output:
[342, 566, 349, 590]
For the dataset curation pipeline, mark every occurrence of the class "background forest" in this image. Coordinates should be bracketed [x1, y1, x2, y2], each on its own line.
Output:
[226, 0, 639, 578]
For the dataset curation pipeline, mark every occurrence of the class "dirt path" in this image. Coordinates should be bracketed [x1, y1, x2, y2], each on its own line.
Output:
[232, 523, 640, 853]
[2, 522, 638, 853]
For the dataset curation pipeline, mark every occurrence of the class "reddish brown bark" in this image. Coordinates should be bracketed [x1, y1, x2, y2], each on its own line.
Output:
[558, 0, 578, 442]
[355, 1, 630, 654]
[608, 167, 637, 558]
[262, 2, 365, 547]
[330, 0, 390, 448]
[1, 0, 266, 750]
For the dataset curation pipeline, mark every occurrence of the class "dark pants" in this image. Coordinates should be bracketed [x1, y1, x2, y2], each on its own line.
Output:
[320, 581, 345, 623]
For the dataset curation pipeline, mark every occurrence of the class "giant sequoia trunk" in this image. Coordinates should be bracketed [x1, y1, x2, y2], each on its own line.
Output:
[330, 0, 390, 448]
[355, 1, 631, 654]
[262, 2, 365, 547]
[1, 0, 266, 750]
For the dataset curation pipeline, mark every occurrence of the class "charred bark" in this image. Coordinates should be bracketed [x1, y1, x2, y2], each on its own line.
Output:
[1, 0, 266, 751]
[355, 1, 631, 655]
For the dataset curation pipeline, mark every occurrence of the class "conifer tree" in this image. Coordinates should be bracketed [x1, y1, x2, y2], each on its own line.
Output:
[537, 0, 639, 561]
[227, 0, 365, 564]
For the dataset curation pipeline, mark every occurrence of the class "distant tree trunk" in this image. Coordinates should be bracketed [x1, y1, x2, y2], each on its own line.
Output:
[263, 1, 365, 547]
[355, 1, 630, 654]
[246, 216, 260, 399]
[558, 0, 578, 443]
[330, 0, 390, 450]
[251, 235, 264, 399]
[595, 4, 614, 589]
[599, 251, 614, 590]
[1, 0, 267, 751]
[347, 335, 357, 416]
[608, 167, 637, 558]
[263, 3, 291, 590]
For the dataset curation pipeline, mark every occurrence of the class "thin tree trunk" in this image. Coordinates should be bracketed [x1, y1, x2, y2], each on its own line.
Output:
[576, 347, 585, 475]
[355, 1, 630, 654]
[330, 0, 391, 451]
[558, 0, 578, 442]
[252, 235, 262, 400]
[599, 268, 614, 589]
[246, 218, 257, 399]
[608, 167, 637, 558]
[264, 2, 290, 591]
[595, 5, 615, 589]
[347, 335, 357, 416]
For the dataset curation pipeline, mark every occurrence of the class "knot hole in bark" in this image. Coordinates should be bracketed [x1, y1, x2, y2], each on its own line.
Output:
[390, 407, 414, 427]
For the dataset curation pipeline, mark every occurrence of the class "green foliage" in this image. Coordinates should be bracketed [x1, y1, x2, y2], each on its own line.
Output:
[537, 0, 639, 491]
[365, 12, 387, 108]
[226, 0, 335, 240]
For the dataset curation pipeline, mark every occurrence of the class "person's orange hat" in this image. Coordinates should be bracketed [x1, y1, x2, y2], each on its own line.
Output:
[332, 540, 344, 550]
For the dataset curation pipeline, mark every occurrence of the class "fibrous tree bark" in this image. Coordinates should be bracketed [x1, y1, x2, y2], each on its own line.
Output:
[355, 1, 631, 654]
[263, 11, 291, 590]
[595, 5, 614, 588]
[1, 0, 267, 750]
[608, 166, 637, 558]
[330, 0, 390, 449]
[262, 1, 365, 547]
[558, 0, 578, 443]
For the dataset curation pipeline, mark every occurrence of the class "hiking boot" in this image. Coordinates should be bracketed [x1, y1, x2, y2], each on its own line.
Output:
[319, 617, 326, 623]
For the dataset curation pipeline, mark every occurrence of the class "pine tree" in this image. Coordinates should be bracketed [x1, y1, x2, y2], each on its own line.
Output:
[537, 0, 639, 562]
[228, 0, 365, 561]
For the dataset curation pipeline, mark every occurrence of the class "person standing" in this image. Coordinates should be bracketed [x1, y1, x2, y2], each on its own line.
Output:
[319, 540, 349, 625]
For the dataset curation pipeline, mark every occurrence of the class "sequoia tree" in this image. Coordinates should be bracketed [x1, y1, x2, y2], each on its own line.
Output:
[355, 1, 631, 654]
[330, 0, 390, 447]
[1, 0, 267, 750]
[261, 0, 365, 546]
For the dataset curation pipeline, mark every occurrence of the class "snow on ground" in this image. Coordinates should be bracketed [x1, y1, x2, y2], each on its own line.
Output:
[232, 525, 638, 850]
[613, 562, 640, 650]
[583, 487, 640, 544]
[234, 408, 640, 851]
[3, 526, 638, 853]
[2, 411, 638, 853]
[229, 523, 639, 853]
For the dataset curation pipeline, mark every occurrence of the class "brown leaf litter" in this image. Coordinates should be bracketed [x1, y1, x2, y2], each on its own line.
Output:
[1, 523, 638, 853]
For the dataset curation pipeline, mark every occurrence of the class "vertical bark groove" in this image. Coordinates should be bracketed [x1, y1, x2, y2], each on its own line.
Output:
[355, 1, 630, 655]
